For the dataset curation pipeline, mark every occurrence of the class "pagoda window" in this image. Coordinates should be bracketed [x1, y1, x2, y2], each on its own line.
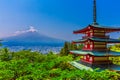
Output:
[88, 27, 91, 29]
[85, 45, 87, 48]
[90, 33, 93, 36]
[90, 44, 93, 48]
[89, 57, 93, 62]
[87, 55, 89, 58]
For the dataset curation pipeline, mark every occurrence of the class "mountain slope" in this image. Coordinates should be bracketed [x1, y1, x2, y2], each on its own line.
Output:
[2, 31, 64, 46]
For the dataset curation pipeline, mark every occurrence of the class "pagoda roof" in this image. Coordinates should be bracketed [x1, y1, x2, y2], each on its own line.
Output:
[70, 50, 120, 56]
[70, 61, 120, 71]
[74, 24, 120, 34]
[72, 37, 120, 43]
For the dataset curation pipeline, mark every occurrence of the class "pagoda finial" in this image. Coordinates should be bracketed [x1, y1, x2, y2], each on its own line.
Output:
[93, 0, 98, 25]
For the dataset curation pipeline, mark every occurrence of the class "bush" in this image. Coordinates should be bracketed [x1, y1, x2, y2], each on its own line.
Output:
[0, 48, 119, 79]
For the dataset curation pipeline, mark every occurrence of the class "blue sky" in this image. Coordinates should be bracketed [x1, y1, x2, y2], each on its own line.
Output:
[0, 0, 120, 40]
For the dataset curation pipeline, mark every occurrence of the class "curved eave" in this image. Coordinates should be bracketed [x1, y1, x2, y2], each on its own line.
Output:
[73, 29, 87, 34]
[72, 41, 84, 44]
[105, 29, 120, 33]
[92, 40, 120, 43]
[90, 38, 120, 43]
[72, 42, 83, 44]
[91, 25, 120, 33]
[72, 38, 120, 44]
[70, 50, 120, 56]
[72, 39, 87, 44]
[73, 24, 120, 34]
[94, 27, 120, 33]
[73, 25, 91, 34]
[70, 50, 93, 56]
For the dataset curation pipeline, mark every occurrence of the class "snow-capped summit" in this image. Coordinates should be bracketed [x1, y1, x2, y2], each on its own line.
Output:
[2, 27, 64, 46]
[13, 26, 38, 36]
[28, 26, 37, 32]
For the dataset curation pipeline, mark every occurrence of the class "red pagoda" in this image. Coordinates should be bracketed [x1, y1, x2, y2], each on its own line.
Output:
[70, 0, 120, 71]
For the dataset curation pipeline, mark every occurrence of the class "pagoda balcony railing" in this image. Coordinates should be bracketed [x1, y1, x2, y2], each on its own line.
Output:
[82, 35, 109, 39]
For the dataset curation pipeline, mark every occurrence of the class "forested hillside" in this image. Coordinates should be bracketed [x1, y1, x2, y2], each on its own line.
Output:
[0, 47, 119, 80]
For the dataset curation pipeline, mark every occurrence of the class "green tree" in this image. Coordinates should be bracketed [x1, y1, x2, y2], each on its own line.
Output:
[70, 43, 77, 50]
[60, 42, 79, 56]
[77, 44, 84, 50]
[0, 48, 119, 79]
[60, 42, 69, 56]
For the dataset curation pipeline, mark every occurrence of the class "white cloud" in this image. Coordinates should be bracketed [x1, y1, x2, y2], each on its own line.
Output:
[13, 26, 38, 36]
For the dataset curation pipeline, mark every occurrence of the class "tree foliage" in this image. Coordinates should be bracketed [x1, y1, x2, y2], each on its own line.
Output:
[60, 42, 83, 56]
[0, 48, 119, 80]
[110, 44, 120, 52]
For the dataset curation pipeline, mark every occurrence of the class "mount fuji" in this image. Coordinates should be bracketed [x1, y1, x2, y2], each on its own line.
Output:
[2, 27, 65, 47]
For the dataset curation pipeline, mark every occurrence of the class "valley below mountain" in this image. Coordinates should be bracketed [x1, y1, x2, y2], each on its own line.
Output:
[1, 29, 64, 53]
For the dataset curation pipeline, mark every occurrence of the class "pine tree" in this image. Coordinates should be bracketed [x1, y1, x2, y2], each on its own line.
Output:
[77, 44, 83, 50]
[60, 42, 69, 56]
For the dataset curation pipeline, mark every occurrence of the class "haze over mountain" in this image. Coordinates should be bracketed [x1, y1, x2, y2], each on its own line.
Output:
[2, 27, 65, 47]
